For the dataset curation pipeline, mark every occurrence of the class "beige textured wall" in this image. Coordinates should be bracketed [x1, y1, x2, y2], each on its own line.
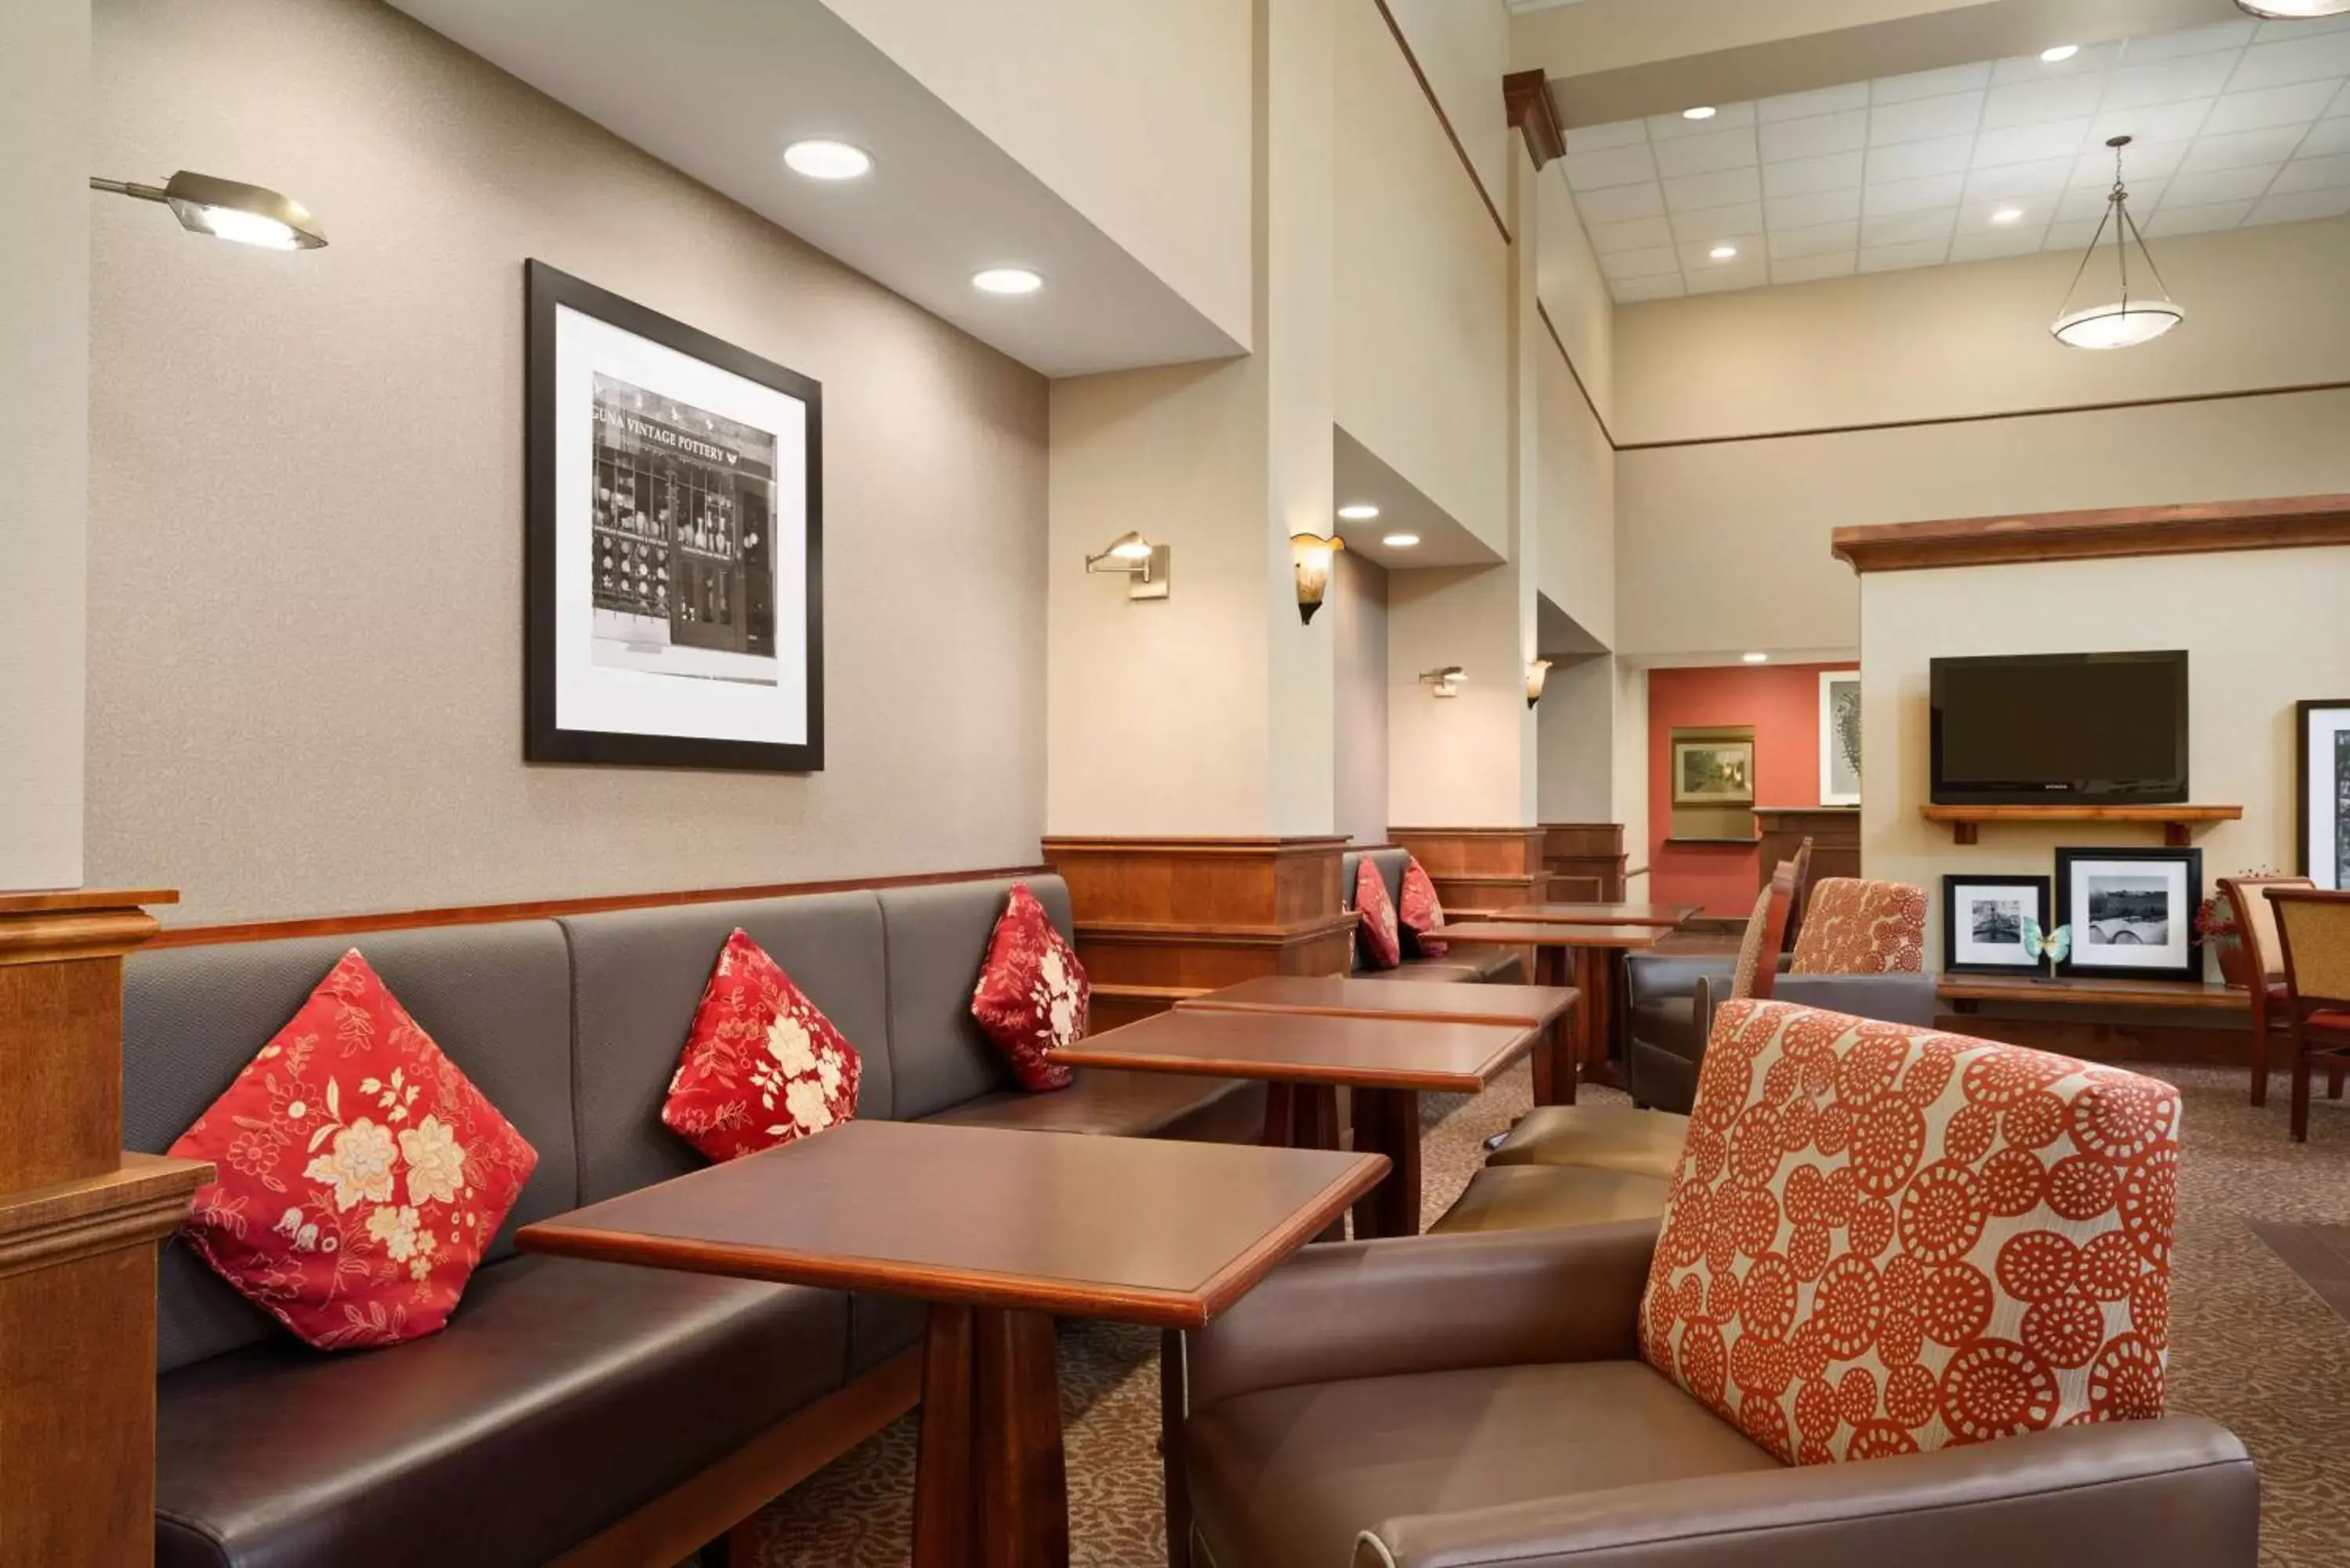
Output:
[1536, 162, 1615, 431]
[1336, 0, 1512, 552]
[1332, 551, 1390, 847]
[1383, 0, 1513, 205]
[1614, 220, 2350, 445]
[1537, 655, 1615, 822]
[813, 0, 1253, 351]
[1860, 545, 2350, 974]
[1, 0, 87, 891]
[89, 0, 1048, 927]
[1615, 660, 1651, 888]
[1617, 388, 2350, 660]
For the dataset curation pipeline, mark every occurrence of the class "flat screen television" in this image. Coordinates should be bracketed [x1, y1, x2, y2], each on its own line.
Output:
[1929, 651, 2189, 806]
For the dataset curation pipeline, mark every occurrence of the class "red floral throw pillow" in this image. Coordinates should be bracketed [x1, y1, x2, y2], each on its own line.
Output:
[663, 929, 862, 1162]
[1398, 855, 1449, 958]
[1355, 858, 1402, 970]
[168, 950, 538, 1352]
[971, 883, 1086, 1091]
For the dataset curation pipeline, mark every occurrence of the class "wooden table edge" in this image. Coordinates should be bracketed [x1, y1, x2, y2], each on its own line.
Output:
[1473, 909, 1697, 927]
[1173, 994, 1576, 1030]
[1196, 1152, 1389, 1319]
[515, 1147, 1389, 1330]
[1051, 1021, 1542, 1094]
[1423, 925, 1661, 947]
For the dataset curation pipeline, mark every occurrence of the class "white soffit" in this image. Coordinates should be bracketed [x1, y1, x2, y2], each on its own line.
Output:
[1333, 427, 1504, 572]
[1561, 14, 2350, 302]
[385, 0, 1241, 377]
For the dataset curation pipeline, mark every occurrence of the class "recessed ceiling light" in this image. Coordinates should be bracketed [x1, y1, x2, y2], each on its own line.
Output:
[1709, 244, 1738, 261]
[1992, 206, 2026, 225]
[1683, 106, 1718, 121]
[1741, 652, 1769, 663]
[1381, 532, 1420, 548]
[2040, 43, 2079, 62]
[782, 139, 873, 181]
[1337, 503, 1381, 521]
[971, 267, 1043, 295]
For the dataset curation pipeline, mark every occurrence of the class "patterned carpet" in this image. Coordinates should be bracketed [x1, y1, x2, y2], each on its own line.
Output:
[749, 1060, 2350, 1567]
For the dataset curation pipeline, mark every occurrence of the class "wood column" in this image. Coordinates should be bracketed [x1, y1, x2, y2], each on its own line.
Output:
[1539, 822, 1627, 903]
[1390, 827, 1551, 914]
[0, 889, 211, 1568]
[1039, 838, 1354, 1028]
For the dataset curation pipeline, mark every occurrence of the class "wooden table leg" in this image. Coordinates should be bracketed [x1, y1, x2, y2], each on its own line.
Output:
[1348, 1086, 1423, 1239]
[1574, 947, 1629, 1093]
[1282, 1083, 1346, 1241]
[1161, 1328, 1192, 1568]
[1546, 1008, 1578, 1106]
[914, 1304, 1069, 1568]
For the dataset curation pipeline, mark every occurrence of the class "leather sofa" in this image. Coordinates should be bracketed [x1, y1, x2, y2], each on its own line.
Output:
[1342, 847, 1523, 985]
[125, 875, 1260, 1568]
[1175, 1222, 2258, 1568]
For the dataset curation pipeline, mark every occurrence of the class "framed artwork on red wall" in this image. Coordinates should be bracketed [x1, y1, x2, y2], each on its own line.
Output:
[1819, 670, 1860, 807]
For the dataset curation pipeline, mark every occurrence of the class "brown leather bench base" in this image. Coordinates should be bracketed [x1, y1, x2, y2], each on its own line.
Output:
[1428, 1165, 1672, 1235]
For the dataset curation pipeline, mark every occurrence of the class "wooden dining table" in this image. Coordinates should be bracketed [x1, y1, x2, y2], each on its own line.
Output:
[1479, 901, 1701, 929]
[1052, 1002, 1545, 1239]
[1173, 973, 1582, 1106]
[516, 1119, 1383, 1568]
[1418, 921, 1668, 1091]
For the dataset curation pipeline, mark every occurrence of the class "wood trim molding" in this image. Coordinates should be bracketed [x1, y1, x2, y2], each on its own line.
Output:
[1623, 377, 2350, 453]
[1834, 495, 2350, 574]
[1503, 70, 1565, 170]
[1535, 300, 1619, 452]
[0, 1154, 212, 1282]
[147, 864, 1053, 949]
[1370, 0, 1511, 244]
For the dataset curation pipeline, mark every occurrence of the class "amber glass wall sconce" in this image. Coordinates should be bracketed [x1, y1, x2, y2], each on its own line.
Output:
[89, 170, 327, 250]
[1085, 531, 1170, 601]
[1289, 531, 1343, 624]
[1526, 658, 1553, 709]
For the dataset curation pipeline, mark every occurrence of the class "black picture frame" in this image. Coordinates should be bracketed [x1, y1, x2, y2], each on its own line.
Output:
[2053, 846, 2203, 984]
[524, 258, 825, 771]
[1941, 873, 2052, 976]
[2298, 699, 2350, 891]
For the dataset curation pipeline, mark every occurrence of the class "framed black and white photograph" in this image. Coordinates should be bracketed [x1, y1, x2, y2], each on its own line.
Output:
[2055, 847, 2203, 983]
[525, 259, 822, 771]
[1942, 874, 2050, 975]
[2299, 699, 2350, 890]
[1819, 670, 1860, 807]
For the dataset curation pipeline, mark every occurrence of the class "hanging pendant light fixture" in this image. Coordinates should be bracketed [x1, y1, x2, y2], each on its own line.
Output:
[2235, 0, 2350, 19]
[2050, 136, 2182, 350]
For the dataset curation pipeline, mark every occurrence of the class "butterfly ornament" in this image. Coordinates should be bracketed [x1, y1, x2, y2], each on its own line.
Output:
[2019, 916, 2071, 976]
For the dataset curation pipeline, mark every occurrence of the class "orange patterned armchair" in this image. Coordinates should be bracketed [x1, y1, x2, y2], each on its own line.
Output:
[1789, 876, 1928, 975]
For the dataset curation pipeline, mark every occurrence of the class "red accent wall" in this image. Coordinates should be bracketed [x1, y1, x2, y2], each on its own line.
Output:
[1647, 662, 1859, 917]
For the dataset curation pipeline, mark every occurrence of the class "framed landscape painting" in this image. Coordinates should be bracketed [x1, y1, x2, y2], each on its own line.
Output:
[1819, 670, 1861, 807]
[2054, 846, 2202, 984]
[2300, 699, 2350, 890]
[1672, 739, 1756, 806]
[1943, 873, 2050, 976]
[525, 259, 824, 771]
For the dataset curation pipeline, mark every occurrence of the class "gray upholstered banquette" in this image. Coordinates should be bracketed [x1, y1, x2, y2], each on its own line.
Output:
[1339, 846, 1524, 984]
[125, 875, 1259, 1568]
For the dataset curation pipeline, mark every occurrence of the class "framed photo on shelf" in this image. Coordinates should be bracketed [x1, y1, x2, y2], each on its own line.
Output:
[2054, 846, 2203, 984]
[1942, 874, 2050, 976]
[2299, 699, 2350, 890]
[1819, 670, 1861, 807]
[1672, 739, 1756, 807]
[525, 259, 823, 771]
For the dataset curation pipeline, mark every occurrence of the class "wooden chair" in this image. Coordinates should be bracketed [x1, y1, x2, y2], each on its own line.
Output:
[2222, 874, 2314, 1107]
[2265, 887, 2350, 1142]
[1777, 836, 1816, 956]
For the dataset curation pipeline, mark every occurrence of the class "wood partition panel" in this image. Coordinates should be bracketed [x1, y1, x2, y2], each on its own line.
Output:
[0, 889, 210, 1568]
[1390, 828, 1552, 914]
[1539, 823, 1627, 904]
[1039, 838, 1356, 1027]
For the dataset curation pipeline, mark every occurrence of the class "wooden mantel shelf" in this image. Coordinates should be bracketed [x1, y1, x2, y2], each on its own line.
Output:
[1834, 494, 2350, 573]
[1922, 804, 2242, 847]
